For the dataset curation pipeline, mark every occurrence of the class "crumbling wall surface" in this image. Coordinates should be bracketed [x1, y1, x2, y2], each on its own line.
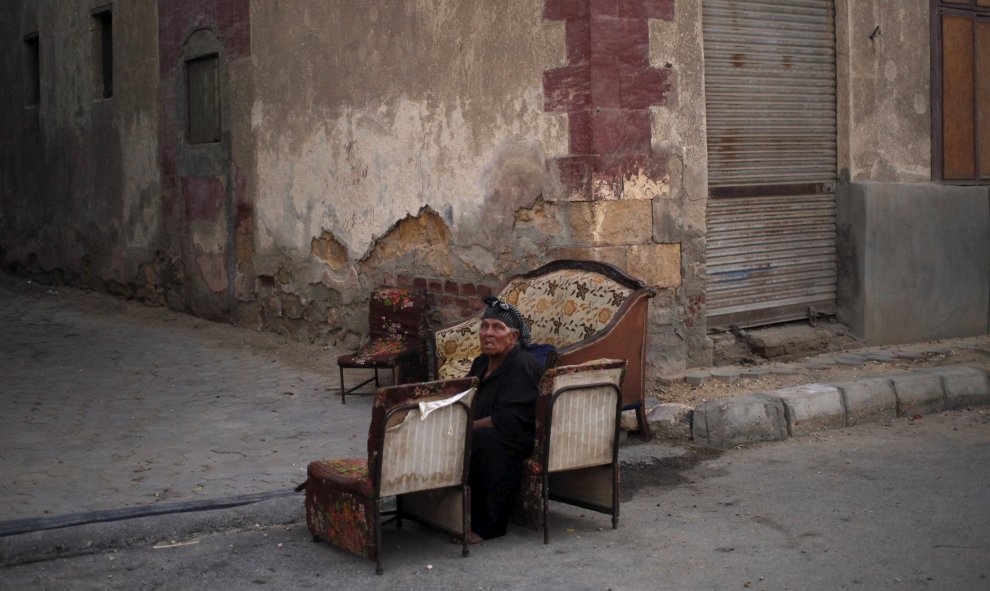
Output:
[838, 0, 931, 182]
[248, 0, 569, 346]
[648, 0, 710, 376]
[249, 0, 700, 385]
[0, 1, 163, 298]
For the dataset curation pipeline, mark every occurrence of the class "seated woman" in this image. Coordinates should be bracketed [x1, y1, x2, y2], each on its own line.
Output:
[467, 296, 543, 542]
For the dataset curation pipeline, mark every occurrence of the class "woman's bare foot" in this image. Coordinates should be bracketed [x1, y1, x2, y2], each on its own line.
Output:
[467, 531, 485, 545]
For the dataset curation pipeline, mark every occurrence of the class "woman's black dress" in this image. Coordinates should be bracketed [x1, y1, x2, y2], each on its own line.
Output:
[467, 344, 543, 539]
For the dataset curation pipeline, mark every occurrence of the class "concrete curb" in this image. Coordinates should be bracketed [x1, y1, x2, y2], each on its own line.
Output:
[688, 365, 990, 448]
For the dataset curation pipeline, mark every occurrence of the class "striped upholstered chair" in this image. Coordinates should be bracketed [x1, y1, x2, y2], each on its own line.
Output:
[300, 377, 477, 574]
[511, 359, 627, 543]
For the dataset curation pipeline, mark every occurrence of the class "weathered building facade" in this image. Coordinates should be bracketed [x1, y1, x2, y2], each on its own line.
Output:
[2, 0, 987, 392]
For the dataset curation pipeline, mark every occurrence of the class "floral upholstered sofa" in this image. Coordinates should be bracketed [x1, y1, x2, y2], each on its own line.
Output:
[433, 260, 656, 437]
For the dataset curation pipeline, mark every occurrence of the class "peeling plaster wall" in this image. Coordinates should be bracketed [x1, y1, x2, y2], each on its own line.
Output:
[250, 1, 567, 279]
[0, 1, 162, 295]
[838, 0, 931, 182]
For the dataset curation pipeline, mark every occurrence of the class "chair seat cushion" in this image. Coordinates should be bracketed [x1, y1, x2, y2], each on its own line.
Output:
[306, 458, 374, 497]
[337, 338, 420, 368]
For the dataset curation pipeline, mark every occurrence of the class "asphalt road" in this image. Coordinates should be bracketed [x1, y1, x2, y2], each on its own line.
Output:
[3, 409, 988, 591]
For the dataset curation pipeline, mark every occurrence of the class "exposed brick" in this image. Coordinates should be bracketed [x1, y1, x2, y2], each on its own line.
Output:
[552, 246, 629, 269]
[568, 111, 593, 154]
[621, 66, 672, 109]
[568, 200, 654, 246]
[551, 156, 593, 197]
[440, 295, 455, 306]
[544, 65, 591, 112]
[627, 243, 681, 288]
[428, 281, 443, 293]
[590, 64, 621, 108]
[545, 0, 590, 20]
[615, 0, 675, 19]
[444, 280, 460, 295]
[590, 0, 620, 17]
[413, 277, 427, 289]
[427, 293, 440, 307]
[591, 109, 652, 154]
[397, 275, 413, 287]
[565, 18, 591, 65]
[461, 283, 478, 297]
[477, 285, 494, 298]
[590, 15, 648, 67]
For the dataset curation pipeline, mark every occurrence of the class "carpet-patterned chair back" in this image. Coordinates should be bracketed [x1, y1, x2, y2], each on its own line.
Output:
[367, 287, 426, 344]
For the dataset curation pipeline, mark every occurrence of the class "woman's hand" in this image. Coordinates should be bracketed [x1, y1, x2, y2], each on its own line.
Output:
[473, 417, 493, 430]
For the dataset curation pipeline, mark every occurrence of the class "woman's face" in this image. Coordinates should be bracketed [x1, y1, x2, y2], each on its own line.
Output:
[479, 318, 519, 357]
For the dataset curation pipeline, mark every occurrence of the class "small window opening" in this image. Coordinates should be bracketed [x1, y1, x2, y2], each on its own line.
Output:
[186, 54, 221, 144]
[93, 8, 113, 99]
[24, 33, 40, 106]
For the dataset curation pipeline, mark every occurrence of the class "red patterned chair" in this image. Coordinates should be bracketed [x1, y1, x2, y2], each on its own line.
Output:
[512, 359, 627, 542]
[433, 260, 656, 439]
[337, 287, 428, 403]
[299, 377, 478, 574]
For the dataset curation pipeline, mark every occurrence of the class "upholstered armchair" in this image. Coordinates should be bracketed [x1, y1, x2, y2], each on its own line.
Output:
[433, 260, 655, 438]
[337, 287, 429, 403]
[300, 377, 478, 574]
[512, 359, 627, 543]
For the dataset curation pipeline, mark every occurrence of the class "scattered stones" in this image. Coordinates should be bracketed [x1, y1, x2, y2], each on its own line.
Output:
[740, 367, 770, 378]
[646, 403, 693, 441]
[684, 371, 710, 386]
[710, 368, 740, 384]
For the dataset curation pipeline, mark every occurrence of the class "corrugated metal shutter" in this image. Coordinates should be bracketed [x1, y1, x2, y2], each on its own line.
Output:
[703, 0, 838, 329]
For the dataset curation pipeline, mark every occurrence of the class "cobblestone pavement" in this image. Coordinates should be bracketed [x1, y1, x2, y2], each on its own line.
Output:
[0, 275, 374, 522]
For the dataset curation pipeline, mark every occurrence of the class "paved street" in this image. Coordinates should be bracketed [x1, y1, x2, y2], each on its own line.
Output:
[1, 274, 989, 590]
[0, 275, 370, 522]
[3, 409, 988, 590]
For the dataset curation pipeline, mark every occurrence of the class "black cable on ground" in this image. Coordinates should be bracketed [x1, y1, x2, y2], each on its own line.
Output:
[0, 489, 298, 538]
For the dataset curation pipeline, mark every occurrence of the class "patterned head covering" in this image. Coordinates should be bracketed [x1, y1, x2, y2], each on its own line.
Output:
[481, 296, 530, 344]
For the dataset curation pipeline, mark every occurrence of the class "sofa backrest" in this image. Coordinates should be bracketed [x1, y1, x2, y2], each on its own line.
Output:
[500, 269, 634, 348]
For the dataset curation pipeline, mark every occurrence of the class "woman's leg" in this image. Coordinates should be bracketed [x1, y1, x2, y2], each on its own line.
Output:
[470, 427, 526, 539]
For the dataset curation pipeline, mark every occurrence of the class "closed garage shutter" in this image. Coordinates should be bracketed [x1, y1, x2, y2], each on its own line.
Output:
[703, 0, 838, 329]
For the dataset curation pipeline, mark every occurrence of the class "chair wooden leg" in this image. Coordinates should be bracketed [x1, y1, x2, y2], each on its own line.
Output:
[374, 368, 380, 388]
[462, 485, 470, 557]
[612, 463, 620, 529]
[375, 498, 384, 575]
[637, 405, 652, 441]
[542, 473, 550, 545]
[395, 495, 403, 529]
[339, 366, 346, 404]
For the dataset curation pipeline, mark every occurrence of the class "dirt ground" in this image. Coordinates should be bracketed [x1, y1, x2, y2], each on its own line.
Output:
[6, 274, 990, 410]
[657, 334, 990, 407]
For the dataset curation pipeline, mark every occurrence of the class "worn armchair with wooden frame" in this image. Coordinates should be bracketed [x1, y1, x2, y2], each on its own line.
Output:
[511, 359, 627, 543]
[433, 260, 655, 439]
[337, 287, 429, 403]
[299, 377, 478, 574]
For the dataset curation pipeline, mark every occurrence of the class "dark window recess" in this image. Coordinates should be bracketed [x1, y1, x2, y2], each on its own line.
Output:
[94, 9, 113, 99]
[24, 33, 40, 106]
[186, 54, 221, 144]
